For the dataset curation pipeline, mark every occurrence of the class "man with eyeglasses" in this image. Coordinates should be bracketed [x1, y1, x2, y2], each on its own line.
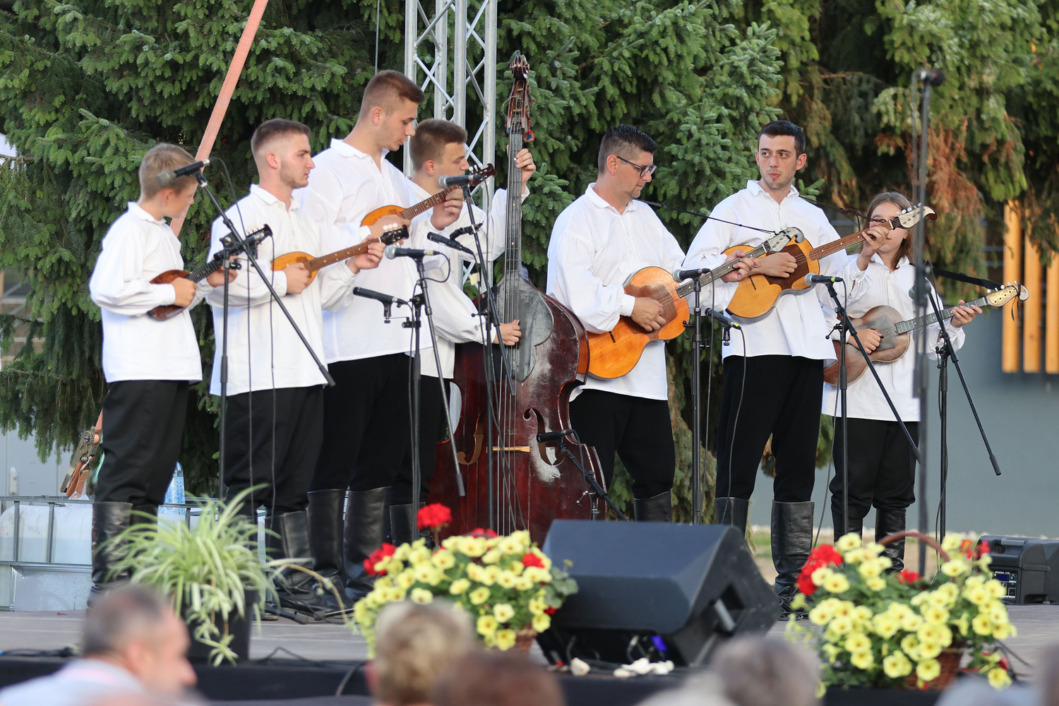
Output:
[546, 124, 687, 522]
[682, 119, 858, 616]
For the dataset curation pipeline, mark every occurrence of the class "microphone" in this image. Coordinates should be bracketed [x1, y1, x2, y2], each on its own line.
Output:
[702, 308, 739, 329]
[353, 287, 405, 306]
[536, 429, 574, 443]
[157, 159, 210, 187]
[673, 266, 715, 282]
[438, 174, 481, 189]
[427, 232, 474, 257]
[384, 245, 441, 260]
[915, 68, 945, 86]
[804, 274, 843, 285]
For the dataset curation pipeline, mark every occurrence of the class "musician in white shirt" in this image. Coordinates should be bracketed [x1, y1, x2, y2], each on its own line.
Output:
[207, 118, 382, 616]
[823, 191, 978, 570]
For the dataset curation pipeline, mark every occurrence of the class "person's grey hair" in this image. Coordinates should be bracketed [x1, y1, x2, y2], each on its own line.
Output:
[1037, 641, 1059, 705]
[936, 676, 1035, 706]
[636, 674, 735, 706]
[81, 585, 171, 657]
[703, 636, 821, 706]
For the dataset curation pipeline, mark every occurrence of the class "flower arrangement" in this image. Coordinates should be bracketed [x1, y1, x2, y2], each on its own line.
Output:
[787, 532, 1014, 691]
[352, 504, 577, 654]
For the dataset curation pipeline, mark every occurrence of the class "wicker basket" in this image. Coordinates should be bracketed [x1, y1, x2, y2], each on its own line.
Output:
[878, 529, 951, 563]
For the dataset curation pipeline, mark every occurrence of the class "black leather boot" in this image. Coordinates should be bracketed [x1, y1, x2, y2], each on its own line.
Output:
[876, 507, 907, 572]
[772, 500, 814, 617]
[389, 503, 417, 546]
[633, 491, 672, 522]
[344, 487, 390, 600]
[267, 510, 333, 620]
[88, 501, 133, 606]
[713, 497, 749, 536]
[830, 502, 864, 543]
[307, 489, 345, 589]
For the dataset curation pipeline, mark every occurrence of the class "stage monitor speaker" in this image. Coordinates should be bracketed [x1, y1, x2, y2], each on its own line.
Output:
[980, 535, 1059, 605]
[539, 520, 778, 667]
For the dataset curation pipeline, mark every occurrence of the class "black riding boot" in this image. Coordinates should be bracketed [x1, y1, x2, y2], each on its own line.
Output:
[267, 510, 333, 619]
[633, 491, 672, 522]
[830, 502, 864, 543]
[772, 500, 814, 617]
[88, 501, 133, 606]
[713, 497, 749, 537]
[876, 507, 907, 572]
[344, 487, 390, 601]
[307, 489, 346, 590]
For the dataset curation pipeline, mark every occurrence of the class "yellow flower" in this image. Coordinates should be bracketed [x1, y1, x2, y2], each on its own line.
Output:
[822, 644, 841, 664]
[466, 563, 485, 582]
[941, 534, 963, 553]
[823, 573, 850, 594]
[987, 667, 1012, 689]
[409, 546, 432, 565]
[523, 567, 549, 583]
[850, 651, 874, 670]
[514, 575, 534, 591]
[476, 614, 498, 636]
[900, 635, 921, 660]
[532, 613, 551, 632]
[396, 571, 416, 590]
[811, 566, 834, 585]
[393, 544, 411, 561]
[482, 565, 501, 585]
[917, 640, 942, 660]
[414, 564, 441, 585]
[964, 585, 990, 607]
[921, 604, 949, 626]
[808, 604, 834, 626]
[449, 578, 471, 595]
[411, 588, 433, 604]
[916, 658, 941, 683]
[469, 586, 491, 605]
[836, 534, 862, 551]
[972, 613, 993, 636]
[528, 597, 547, 615]
[882, 652, 913, 678]
[482, 549, 503, 565]
[934, 583, 959, 604]
[871, 613, 899, 639]
[829, 616, 853, 636]
[866, 576, 887, 592]
[432, 550, 456, 570]
[993, 622, 1014, 640]
[499, 535, 526, 554]
[497, 571, 518, 589]
[462, 536, 487, 558]
[917, 623, 952, 648]
[986, 579, 1006, 599]
[493, 603, 515, 623]
[988, 601, 1009, 625]
[857, 560, 883, 579]
[853, 606, 873, 624]
[842, 548, 865, 565]
[844, 632, 871, 653]
[941, 559, 968, 577]
[495, 629, 516, 650]
[832, 601, 856, 618]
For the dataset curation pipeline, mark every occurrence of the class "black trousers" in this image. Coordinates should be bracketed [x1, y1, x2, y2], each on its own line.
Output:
[714, 355, 823, 502]
[312, 354, 411, 493]
[393, 373, 446, 505]
[96, 380, 189, 506]
[223, 386, 324, 515]
[569, 390, 675, 499]
[830, 418, 919, 522]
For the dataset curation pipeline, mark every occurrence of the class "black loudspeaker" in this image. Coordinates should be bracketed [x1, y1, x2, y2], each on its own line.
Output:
[539, 520, 778, 667]
[980, 535, 1059, 605]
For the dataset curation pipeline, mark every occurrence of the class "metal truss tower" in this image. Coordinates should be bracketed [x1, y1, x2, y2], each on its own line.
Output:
[403, 0, 497, 189]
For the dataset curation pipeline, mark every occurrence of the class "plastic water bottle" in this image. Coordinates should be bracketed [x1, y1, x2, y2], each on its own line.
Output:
[164, 462, 185, 507]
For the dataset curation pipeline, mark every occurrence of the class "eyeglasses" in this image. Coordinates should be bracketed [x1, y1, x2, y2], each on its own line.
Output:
[868, 217, 895, 228]
[615, 155, 657, 178]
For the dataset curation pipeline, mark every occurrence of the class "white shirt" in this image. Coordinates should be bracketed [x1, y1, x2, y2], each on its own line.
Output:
[206, 185, 358, 395]
[296, 139, 438, 363]
[682, 180, 854, 361]
[0, 658, 147, 706]
[89, 202, 204, 383]
[413, 182, 519, 378]
[546, 184, 686, 401]
[822, 253, 965, 422]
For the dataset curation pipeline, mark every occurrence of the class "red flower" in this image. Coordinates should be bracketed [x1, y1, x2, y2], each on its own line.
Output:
[417, 503, 452, 530]
[470, 527, 499, 538]
[364, 543, 397, 576]
[544, 606, 557, 615]
[796, 544, 845, 595]
[898, 569, 920, 584]
[522, 552, 545, 568]
[797, 573, 818, 596]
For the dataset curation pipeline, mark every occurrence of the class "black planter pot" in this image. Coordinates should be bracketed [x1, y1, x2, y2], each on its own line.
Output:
[185, 589, 258, 664]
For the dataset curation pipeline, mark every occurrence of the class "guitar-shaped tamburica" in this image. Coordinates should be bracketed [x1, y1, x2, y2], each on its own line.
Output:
[148, 225, 273, 320]
[360, 165, 495, 226]
[822, 282, 1028, 385]
[586, 227, 804, 379]
[271, 223, 408, 285]
[727, 205, 937, 319]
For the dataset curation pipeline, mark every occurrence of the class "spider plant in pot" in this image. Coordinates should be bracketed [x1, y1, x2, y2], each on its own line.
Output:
[106, 488, 278, 665]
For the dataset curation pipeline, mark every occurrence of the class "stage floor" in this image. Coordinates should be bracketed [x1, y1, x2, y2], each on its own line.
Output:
[0, 604, 1055, 685]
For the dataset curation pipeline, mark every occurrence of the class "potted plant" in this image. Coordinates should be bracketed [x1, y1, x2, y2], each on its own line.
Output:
[786, 531, 1015, 691]
[352, 504, 577, 654]
[107, 489, 278, 665]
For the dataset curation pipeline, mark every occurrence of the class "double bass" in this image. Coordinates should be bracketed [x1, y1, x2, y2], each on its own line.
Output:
[428, 54, 606, 543]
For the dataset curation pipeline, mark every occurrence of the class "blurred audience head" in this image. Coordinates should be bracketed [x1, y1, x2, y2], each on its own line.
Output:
[699, 636, 820, 706]
[1038, 644, 1059, 706]
[432, 651, 564, 706]
[370, 600, 475, 706]
[936, 676, 1034, 706]
[83, 585, 196, 698]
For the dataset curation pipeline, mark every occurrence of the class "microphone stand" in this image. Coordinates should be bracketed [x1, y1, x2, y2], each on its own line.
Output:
[552, 434, 627, 521]
[923, 285, 1003, 537]
[821, 281, 919, 537]
[194, 174, 335, 492]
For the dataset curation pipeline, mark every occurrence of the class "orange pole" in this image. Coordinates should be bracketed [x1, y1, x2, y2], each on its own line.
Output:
[1002, 201, 1022, 372]
[1047, 257, 1059, 374]
[170, 0, 271, 238]
[1023, 236, 1043, 373]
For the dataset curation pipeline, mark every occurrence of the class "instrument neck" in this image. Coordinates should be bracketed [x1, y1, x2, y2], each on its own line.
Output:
[809, 230, 869, 261]
[895, 292, 989, 335]
[186, 257, 226, 284]
[504, 131, 525, 277]
[674, 239, 774, 298]
[403, 187, 457, 221]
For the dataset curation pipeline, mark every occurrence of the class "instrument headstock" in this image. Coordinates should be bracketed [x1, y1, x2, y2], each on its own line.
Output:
[985, 282, 1029, 308]
[764, 227, 804, 253]
[505, 54, 535, 143]
[890, 204, 937, 230]
[380, 223, 409, 245]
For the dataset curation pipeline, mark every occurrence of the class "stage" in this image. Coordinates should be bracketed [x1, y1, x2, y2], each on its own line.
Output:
[0, 605, 1053, 705]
